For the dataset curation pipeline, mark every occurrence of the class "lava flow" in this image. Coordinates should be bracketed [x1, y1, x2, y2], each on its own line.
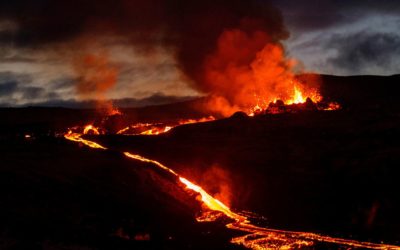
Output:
[116, 116, 215, 136]
[114, 86, 339, 137]
[64, 127, 400, 250]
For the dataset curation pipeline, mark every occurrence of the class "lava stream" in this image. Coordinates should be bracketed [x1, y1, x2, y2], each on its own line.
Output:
[116, 116, 215, 136]
[64, 131, 400, 250]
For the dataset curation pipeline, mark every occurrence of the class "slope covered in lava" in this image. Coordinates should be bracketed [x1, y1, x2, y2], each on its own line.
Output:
[90, 74, 400, 245]
[0, 136, 244, 249]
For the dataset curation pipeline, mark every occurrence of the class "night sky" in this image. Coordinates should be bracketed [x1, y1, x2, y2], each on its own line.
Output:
[0, 0, 399, 107]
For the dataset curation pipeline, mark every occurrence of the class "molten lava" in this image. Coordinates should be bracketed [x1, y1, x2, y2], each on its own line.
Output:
[286, 84, 320, 105]
[64, 130, 106, 150]
[83, 124, 100, 135]
[198, 27, 335, 117]
[242, 79, 336, 116]
[116, 116, 215, 136]
[64, 125, 399, 250]
[179, 177, 246, 222]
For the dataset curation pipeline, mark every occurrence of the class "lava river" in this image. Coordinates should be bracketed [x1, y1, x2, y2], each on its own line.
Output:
[64, 130, 400, 250]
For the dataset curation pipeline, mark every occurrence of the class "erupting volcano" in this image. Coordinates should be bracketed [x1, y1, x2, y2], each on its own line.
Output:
[1, 0, 400, 249]
[28, 0, 393, 245]
[57, 43, 389, 248]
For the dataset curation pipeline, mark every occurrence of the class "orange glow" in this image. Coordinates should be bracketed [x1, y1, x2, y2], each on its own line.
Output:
[108, 107, 122, 116]
[75, 53, 117, 96]
[179, 177, 246, 222]
[64, 130, 106, 150]
[64, 125, 398, 250]
[285, 82, 322, 105]
[287, 85, 305, 104]
[123, 150, 243, 222]
[199, 29, 326, 116]
[325, 102, 341, 111]
[116, 116, 215, 135]
[139, 125, 172, 135]
[83, 124, 100, 135]
[123, 152, 178, 176]
[228, 222, 400, 249]
[116, 126, 130, 135]
[73, 52, 120, 116]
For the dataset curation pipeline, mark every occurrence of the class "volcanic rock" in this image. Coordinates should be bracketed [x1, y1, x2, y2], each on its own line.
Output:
[230, 111, 248, 120]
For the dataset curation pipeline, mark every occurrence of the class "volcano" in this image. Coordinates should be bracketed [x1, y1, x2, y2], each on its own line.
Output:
[1, 75, 400, 249]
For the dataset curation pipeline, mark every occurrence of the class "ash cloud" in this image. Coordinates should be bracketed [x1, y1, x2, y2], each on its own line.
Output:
[0, 0, 288, 96]
[0, 81, 18, 97]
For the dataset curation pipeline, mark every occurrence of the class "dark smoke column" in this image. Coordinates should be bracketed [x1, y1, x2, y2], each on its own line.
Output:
[0, 0, 290, 114]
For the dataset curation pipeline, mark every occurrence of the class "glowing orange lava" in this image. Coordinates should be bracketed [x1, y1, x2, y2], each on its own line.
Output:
[247, 80, 329, 116]
[83, 124, 100, 135]
[116, 116, 215, 136]
[325, 102, 341, 111]
[64, 130, 106, 150]
[286, 83, 322, 105]
[179, 177, 246, 222]
[64, 127, 399, 250]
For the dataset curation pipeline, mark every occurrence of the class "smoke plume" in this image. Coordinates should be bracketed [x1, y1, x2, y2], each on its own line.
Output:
[0, 0, 320, 115]
[73, 52, 119, 114]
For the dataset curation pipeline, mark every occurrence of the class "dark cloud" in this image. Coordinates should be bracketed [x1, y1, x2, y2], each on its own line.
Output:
[271, 0, 345, 32]
[0, 81, 18, 97]
[0, 55, 38, 63]
[0, 20, 18, 45]
[4, 93, 196, 108]
[325, 32, 400, 73]
[113, 93, 196, 107]
[118, 63, 177, 81]
[275, 0, 400, 75]
[0, 72, 31, 83]
[0, 72, 32, 98]
[0, 0, 288, 45]
[20, 86, 46, 99]
[11, 99, 96, 109]
[0, 30, 16, 45]
[20, 86, 61, 101]
[1, 0, 399, 105]
[0, 71, 61, 103]
[271, 0, 400, 32]
[50, 78, 74, 90]
[338, 0, 400, 14]
[0, 0, 287, 94]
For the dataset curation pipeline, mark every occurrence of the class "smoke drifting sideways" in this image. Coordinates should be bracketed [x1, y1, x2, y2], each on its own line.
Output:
[0, 0, 318, 115]
[73, 52, 119, 115]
